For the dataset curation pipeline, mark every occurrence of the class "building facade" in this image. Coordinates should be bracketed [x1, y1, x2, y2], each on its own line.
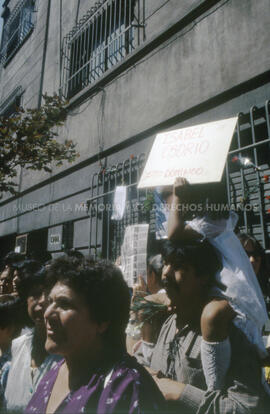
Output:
[0, 0, 270, 262]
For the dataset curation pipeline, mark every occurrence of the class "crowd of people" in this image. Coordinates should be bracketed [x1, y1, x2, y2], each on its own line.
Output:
[0, 178, 270, 413]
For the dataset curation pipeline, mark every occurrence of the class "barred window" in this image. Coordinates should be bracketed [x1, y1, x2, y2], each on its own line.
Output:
[0, 0, 35, 65]
[0, 95, 21, 117]
[0, 86, 23, 117]
[61, 0, 145, 99]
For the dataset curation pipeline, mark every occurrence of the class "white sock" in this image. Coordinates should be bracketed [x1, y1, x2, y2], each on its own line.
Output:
[201, 337, 231, 390]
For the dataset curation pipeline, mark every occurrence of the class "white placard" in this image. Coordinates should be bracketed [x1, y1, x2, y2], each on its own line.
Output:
[138, 117, 238, 188]
[111, 186, 127, 220]
[121, 224, 149, 288]
[50, 234, 61, 244]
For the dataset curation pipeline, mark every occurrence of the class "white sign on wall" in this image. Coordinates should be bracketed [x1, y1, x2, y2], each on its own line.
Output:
[47, 226, 63, 251]
[138, 117, 238, 188]
[50, 234, 61, 244]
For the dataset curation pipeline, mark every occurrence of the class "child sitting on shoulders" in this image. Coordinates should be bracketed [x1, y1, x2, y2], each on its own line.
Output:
[167, 177, 268, 390]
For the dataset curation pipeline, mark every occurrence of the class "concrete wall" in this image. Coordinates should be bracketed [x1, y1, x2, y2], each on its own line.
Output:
[42, 0, 270, 168]
[0, 0, 270, 247]
[0, 0, 48, 108]
[61, 0, 269, 154]
[1, 80, 269, 238]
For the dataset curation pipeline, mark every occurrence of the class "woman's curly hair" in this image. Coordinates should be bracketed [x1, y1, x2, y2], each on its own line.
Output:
[46, 256, 130, 358]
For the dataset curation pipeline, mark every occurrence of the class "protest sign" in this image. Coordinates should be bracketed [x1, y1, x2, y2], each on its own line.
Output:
[120, 224, 149, 287]
[138, 117, 238, 188]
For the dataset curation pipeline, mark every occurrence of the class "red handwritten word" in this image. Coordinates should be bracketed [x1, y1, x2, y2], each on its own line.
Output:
[162, 141, 209, 159]
[162, 126, 204, 144]
[164, 167, 203, 178]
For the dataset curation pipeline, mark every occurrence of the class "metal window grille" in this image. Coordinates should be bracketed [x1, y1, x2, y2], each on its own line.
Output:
[87, 154, 157, 260]
[0, 0, 35, 65]
[226, 101, 270, 248]
[86, 101, 270, 260]
[61, 0, 145, 99]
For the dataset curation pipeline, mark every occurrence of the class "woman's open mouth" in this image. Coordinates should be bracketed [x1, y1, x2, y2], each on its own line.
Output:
[46, 326, 58, 337]
[46, 322, 62, 340]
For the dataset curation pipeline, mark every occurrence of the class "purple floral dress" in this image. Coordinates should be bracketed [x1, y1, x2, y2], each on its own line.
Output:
[25, 354, 165, 413]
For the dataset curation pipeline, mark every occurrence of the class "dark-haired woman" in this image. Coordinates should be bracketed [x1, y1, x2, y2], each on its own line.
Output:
[238, 233, 270, 315]
[0, 252, 24, 295]
[0, 295, 22, 369]
[0, 295, 24, 410]
[4, 266, 60, 413]
[168, 177, 268, 391]
[25, 258, 165, 414]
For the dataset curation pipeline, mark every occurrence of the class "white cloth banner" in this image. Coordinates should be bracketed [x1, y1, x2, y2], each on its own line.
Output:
[111, 186, 127, 220]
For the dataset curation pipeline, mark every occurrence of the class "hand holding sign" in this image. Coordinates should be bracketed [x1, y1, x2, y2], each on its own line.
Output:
[173, 177, 190, 200]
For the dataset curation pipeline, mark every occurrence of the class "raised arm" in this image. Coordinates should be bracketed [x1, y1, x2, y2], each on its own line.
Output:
[152, 372, 265, 414]
[177, 379, 266, 414]
[151, 322, 268, 414]
[167, 177, 201, 241]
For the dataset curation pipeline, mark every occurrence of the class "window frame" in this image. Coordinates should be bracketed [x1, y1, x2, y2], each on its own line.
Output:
[0, 86, 23, 117]
[0, 0, 35, 66]
[61, 0, 145, 99]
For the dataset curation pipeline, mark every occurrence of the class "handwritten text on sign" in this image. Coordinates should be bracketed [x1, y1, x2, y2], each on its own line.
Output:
[138, 117, 238, 188]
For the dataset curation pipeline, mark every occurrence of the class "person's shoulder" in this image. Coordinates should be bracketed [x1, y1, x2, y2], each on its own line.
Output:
[162, 313, 177, 326]
[106, 354, 165, 411]
[11, 331, 32, 351]
[114, 354, 164, 395]
[159, 313, 178, 335]
[105, 354, 148, 390]
[201, 299, 236, 341]
[114, 353, 156, 381]
[202, 299, 235, 322]
[20, 326, 33, 336]
[116, 353, 146, 374]
[10, 330, 34, 360]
